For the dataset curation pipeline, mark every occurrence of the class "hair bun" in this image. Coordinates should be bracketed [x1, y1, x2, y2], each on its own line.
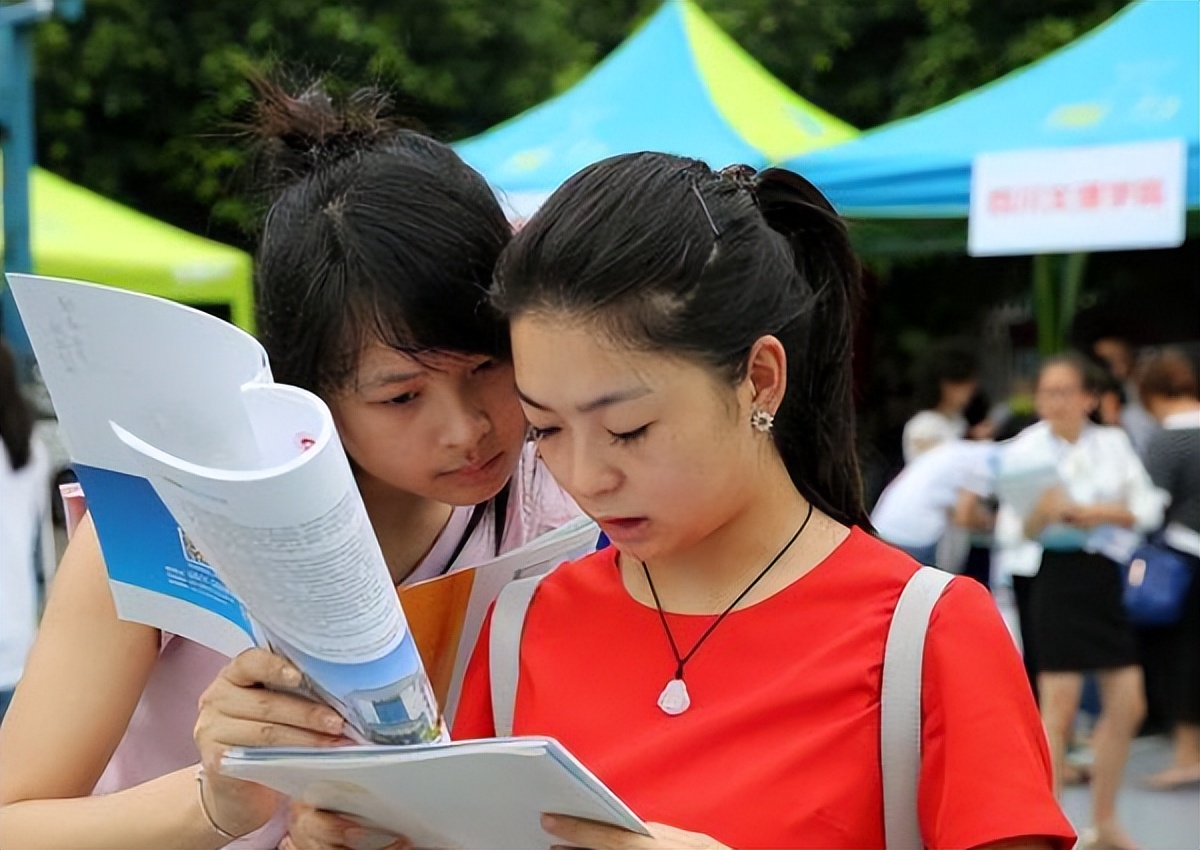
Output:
[246, 75, 400, 189]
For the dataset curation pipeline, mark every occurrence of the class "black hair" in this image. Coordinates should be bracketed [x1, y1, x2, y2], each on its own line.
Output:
[963, 389, 991, 429]
[0, 338, 34, 471]
[1039, 351, 1106, 396]
[492, 153, 870, 529]
[248, 77, 512, 396]
[995, 411, 1038, 443]
[913, 340, 979, 410]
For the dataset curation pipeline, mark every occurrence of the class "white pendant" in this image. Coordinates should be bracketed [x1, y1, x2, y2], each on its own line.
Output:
[657, 678, 691, 715]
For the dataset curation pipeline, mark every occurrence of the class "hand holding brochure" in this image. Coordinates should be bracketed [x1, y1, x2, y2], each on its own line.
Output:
[221, 736, 650, 849]
[8, 273, 439, 743]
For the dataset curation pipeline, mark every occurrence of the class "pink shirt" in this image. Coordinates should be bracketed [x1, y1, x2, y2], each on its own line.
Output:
[90, 443, 580, 848]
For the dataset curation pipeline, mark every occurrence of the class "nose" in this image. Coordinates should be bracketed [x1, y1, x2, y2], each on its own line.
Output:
[556, 436, 621, 503]
[439, 392, 491, 453]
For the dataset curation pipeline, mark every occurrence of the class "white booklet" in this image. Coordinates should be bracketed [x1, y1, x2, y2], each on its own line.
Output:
[994, 440, 1063, 521]
[222, 737, 649, 849]
[10, 274, 443, 741]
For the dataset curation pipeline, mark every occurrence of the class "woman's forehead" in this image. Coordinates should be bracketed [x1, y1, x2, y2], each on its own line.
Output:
[511, 318, 693, 403]
[353, 342, 484, 384]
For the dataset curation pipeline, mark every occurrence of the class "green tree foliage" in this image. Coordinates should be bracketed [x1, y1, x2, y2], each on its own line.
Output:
[31, 0, 1128, 242]
[32, 0, 593, 241]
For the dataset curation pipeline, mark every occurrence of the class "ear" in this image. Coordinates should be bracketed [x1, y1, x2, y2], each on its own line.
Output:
[742, 335, 788, 415]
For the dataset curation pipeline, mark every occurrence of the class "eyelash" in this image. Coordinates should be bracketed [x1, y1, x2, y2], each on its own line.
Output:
[609, 425, 649, 445]
[530, 425, 651, 444]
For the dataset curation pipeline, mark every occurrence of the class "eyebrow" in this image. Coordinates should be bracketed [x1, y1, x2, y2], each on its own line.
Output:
[518, 386, 652, 414]
[361, 371, 423, 390]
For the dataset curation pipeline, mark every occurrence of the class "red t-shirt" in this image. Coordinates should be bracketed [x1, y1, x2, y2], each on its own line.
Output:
[454, 528, 1076, 850]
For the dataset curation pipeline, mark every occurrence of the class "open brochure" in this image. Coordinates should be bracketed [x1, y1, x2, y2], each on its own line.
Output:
[993, 433, 1064, 521]
[7, 273, 596, 737]
[222, 736, 649, 849]
[400, 514, 598, 722]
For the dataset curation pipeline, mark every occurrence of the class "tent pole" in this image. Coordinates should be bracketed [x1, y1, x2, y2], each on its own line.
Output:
[1033, 253, 1088, 355]
[1033, 254, 1057, 355]
[1058, 252, 1088, 350]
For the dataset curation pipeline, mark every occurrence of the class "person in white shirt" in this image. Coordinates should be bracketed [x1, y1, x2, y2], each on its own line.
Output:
[902, 341, 979, 463]
[871, 438, 996, 566]
[0, 340, 52, 722]
[999, 353, 1165, 850]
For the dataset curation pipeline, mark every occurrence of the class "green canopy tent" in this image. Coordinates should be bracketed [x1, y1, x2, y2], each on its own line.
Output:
[1, 167, 255, 352]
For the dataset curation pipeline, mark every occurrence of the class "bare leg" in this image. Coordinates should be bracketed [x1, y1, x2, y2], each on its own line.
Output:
[1143, 722, 1200, 788]
[1038, 671, 1084, 797]
[1088, 665, 1145, 850]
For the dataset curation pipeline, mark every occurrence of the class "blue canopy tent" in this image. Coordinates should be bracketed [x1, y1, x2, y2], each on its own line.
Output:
[455, 0, 856, 220]
[786, 0, 1198, 221]
[784, 0, 1199, 351]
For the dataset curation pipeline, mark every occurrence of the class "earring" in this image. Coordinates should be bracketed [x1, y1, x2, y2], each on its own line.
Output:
[750, 406, 774, 433]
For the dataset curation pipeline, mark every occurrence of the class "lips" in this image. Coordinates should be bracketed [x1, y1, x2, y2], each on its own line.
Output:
[446, 451, 503, 478]
[595, 516, 651, 544]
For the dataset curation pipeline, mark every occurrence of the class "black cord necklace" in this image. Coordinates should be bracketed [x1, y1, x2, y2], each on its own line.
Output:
[642, 500, 815, 715]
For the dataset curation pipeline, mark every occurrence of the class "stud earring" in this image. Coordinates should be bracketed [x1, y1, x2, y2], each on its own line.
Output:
[750, 406, 774, 433]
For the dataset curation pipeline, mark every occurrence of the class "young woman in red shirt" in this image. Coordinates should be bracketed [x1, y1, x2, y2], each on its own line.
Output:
[488, 153, 1076, 850]
[298, 154, 1078, 849]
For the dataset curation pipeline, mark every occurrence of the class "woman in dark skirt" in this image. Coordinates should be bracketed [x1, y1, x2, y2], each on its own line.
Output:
[1005, 354, 1166, 850]
[1138, 350, 1200, 789]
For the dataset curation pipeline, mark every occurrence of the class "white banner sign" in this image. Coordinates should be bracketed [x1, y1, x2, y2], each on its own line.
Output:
[968, 139, 1186, 256]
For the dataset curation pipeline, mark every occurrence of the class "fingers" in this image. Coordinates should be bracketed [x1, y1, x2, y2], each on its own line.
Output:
[203, 715, 349, 753]
[224, 647, 305, 690]
[542, 814, 649, 850]
[288, 803, 411, 850]
[201, 677, 346, 738]
[195, 649, 347, 775]
[543, 816, 725, 850]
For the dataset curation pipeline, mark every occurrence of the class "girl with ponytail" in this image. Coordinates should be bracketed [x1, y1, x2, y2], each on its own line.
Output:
[450, 153, 1073, 849]
[0, 79, 581, 849]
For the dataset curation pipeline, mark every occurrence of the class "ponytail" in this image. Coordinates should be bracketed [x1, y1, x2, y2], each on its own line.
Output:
[753, 170, 870, 529]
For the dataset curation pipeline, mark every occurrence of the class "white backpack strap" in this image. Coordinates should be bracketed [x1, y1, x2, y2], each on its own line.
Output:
[881, 566, 954, 850]
[489, 573, 550, 737]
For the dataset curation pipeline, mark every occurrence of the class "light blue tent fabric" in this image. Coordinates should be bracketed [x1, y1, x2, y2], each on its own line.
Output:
[786, 1, 1200, 218]
[454, 0, 855, 219]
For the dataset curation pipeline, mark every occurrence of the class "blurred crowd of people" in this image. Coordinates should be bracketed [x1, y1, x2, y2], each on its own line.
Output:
[870, 336, 1200, 848]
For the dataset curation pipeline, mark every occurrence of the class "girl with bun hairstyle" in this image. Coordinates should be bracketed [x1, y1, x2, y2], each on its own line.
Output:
[0, 79, 579, 849]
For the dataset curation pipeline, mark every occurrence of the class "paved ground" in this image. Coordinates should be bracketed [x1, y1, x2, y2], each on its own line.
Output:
[1060, 735, 1199, 849]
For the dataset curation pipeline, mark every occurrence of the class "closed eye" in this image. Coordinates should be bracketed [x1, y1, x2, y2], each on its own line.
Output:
[608, 424, 650, 445]
[530, 425, 560, 440]
[472, 358, 498, 375]
[385, 392, 419, 405]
